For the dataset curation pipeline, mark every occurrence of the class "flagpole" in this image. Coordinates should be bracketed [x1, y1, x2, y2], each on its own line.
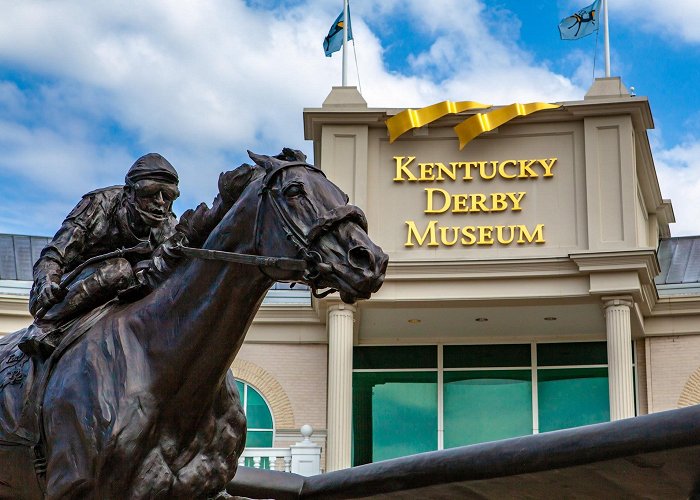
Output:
[342, 0, 349, 86]
[603, 0, 610, 77]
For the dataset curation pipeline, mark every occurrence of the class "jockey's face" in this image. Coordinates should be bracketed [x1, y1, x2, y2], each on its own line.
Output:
[128, 179, 180, 227]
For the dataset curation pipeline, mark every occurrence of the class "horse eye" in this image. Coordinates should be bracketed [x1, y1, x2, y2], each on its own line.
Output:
[284, 183, 304, 198]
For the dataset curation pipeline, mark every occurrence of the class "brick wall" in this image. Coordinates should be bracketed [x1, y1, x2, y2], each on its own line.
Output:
[646, 334, 700, 412]
[235, 343, 328, 433]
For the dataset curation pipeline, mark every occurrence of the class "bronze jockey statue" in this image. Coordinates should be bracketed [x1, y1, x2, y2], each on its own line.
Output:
[18, 153, 181, 359]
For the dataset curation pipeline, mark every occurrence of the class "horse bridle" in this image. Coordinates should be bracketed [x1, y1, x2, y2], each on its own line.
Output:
[179, 161, 368, 298]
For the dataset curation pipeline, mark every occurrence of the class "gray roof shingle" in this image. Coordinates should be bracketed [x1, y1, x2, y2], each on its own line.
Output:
[0, 234, 50, 281]
[656, 236, 700, 295]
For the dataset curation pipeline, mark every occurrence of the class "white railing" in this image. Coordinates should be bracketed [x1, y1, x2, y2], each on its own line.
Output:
[238, 447, 292, 472]
[238, 425, 322, 476]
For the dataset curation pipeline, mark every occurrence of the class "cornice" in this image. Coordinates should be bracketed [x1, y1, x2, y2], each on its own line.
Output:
[303, 96, 654, 142]
[650, 295, 700, 317]
[253, 304, 321, 324]
[564, 96, 653, 130]
[0, 295, 31, 315]
[302, 109, 387, 140]
[569, 250, 660, 285]
[0, 296, 323, 323]
[385, 257, 579, 280]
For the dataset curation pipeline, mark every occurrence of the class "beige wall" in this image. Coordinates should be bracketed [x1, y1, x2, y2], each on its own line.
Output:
[0, 295, 32, 335]
[368, 122, 588, 260]
[645, 335, 700, 412]
[308, 91, 665, 272]
[236, 342, 328, 432]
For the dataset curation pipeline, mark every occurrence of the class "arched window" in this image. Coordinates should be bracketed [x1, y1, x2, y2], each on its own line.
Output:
[235, 379, 274, 447]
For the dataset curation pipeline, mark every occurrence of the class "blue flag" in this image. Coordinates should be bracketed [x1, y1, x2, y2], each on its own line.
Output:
[323, 5, 353, 57]
[559, 0, 601, 40]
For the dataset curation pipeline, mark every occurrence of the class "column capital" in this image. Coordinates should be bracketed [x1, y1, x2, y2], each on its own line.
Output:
[602, 295, 634, 309]
[328, 302, 357, 314]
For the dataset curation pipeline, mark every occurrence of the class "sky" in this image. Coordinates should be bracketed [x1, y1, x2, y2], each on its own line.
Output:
[0, 0, 699, 238]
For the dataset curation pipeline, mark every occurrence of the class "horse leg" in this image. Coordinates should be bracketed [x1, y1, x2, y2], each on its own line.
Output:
[43, 402, 99, 499]
[0, 443, 45, 500]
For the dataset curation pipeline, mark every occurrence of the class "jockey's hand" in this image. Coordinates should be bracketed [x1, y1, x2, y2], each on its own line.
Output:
[37, 278, 66, 310]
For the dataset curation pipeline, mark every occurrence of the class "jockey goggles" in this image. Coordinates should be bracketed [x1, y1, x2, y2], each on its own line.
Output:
[132, 179, 180, 201]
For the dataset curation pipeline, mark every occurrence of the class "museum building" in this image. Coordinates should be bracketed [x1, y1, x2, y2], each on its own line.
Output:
[3, 78, 700, 474]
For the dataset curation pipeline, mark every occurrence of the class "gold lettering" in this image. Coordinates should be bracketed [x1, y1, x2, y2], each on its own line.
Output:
[539, 158, 557, 177]
[518, 159, 538, 178]
[450, 162, 471, 181]
[496, 225, 516, 244]
[506, 192, 526, 211]
[498, 160, 517, 179]
[425, 188, 451, 214]
[461, 162, 477, 181]
[440, 226, 460, 246]
[393, 156, 417, 182]
[517, 224, 545, 244]
[478, 226, 494, 245]
[419, 163, 435, 181]
[479, 161, 498, 180]
[405, 223, 546, 247]
[461, 226, 477, 245]
[435, 162, 456, 181]
[470, 193, 488, 212]
[405, 220, 439, 247]
[490, 192, 508, 212]
[452, 193, 469, 213]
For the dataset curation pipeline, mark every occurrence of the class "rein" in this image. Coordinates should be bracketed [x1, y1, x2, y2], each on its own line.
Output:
[180, 160, 365, 299]
[177, 244, 336, 299]
[176, 246, 307, 272]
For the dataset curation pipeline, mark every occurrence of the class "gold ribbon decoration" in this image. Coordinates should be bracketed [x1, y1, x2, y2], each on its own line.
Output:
[386, 100, 491, 143]
[454, 102, 562, 150]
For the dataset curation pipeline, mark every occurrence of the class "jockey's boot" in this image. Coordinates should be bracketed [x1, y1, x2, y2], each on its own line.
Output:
[16, 323, 60, 362]
[18, 258, 134, 361]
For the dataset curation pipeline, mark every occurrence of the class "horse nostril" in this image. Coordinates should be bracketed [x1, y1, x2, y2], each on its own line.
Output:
[348, 246, 374, 271]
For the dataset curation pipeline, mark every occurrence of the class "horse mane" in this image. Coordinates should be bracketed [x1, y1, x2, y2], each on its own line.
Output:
[175, 148, 307, 246]
[140, 149, 306, 289]
[175, 164, 258, 247]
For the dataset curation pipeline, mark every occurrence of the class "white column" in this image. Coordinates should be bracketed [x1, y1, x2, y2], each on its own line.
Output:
[603, 296, 635, 420]
[326, 303, 355, 471]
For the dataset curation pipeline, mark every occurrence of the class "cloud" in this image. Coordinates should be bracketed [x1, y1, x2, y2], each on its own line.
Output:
[610, 0, 700, 44]
[0, 0, 592, 235]
[656, 140, 700, 236]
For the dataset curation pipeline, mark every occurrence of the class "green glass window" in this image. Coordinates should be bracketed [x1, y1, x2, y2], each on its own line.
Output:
[537, 367, 610, 432]
[353, 371, 437, 465]
[353, 345, 437, 369]
[236, 379, 274, 447]
[444, 370, 532, 448]
[352, 342, 616, 465]
[444, 344, 531, 368]
[537, 342, 607, 366]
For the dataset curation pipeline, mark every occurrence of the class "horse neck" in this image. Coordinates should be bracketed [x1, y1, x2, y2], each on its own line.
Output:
[138, 196, 273, 404]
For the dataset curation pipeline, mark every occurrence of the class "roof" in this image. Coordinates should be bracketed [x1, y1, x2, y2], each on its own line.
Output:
[656, 236, 700, 296]
[0, 234, 50, 281]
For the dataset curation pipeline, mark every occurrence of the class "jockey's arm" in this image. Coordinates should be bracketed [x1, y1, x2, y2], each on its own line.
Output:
[29, 196, 99, 315]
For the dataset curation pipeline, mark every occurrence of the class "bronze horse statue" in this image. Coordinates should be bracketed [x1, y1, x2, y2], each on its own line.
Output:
[0, 151, 388, 499]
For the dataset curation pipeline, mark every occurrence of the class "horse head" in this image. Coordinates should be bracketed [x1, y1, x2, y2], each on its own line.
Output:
[241, 148, 388, 304]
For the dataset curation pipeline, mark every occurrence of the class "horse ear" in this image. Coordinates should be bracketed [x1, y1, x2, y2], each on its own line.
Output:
[247, 150, 273, 170]
[277, 147, 307, 163]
